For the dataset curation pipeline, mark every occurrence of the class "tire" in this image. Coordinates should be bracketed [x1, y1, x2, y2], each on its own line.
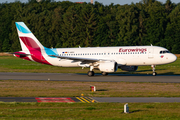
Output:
[152, 72, 157, 76]
[102, 72, 108, 76]
[87, 71, 94, 77]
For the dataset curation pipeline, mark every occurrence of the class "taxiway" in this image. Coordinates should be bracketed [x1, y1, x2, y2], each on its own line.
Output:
[0, 72, 180, 83]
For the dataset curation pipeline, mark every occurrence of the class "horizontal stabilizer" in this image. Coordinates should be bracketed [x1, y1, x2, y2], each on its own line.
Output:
[9, 52, 31, 57]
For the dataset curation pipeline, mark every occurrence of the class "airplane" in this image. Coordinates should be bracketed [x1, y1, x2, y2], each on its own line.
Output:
[13, 22, 177, 76]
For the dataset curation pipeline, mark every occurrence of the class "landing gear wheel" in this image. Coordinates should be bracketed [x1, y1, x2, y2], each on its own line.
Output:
[152, 72, 157, 76]
[102, 72, 108, 76]
[151, 65, 157, 76]
[87, 71, 94, 77]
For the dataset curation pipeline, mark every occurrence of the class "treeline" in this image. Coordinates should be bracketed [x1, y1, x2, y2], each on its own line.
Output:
[0, 0, 180, 53]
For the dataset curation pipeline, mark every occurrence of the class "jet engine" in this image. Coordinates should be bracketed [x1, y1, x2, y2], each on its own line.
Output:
[98, 61, 118, 72]
[119, 66, 138, 71]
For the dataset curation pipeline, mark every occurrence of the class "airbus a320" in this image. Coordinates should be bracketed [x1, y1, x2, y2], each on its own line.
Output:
[13, 22, 177, 76]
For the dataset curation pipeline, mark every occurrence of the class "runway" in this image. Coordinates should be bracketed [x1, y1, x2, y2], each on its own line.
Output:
[0, 97, 180, 103]
[0, 72, 180, 83]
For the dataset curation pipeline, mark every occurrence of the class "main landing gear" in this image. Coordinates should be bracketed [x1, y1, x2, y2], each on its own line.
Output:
[87, 71, 109, 76]
[87, 71, 94, 76]
[87, 66, 95, 77]
[151, 65, 157, 76]
[102, 72, 108, 76]
[87, 66, 109, 77]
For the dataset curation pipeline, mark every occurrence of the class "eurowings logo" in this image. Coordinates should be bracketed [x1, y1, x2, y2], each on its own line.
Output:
[119, 48, 147, 53]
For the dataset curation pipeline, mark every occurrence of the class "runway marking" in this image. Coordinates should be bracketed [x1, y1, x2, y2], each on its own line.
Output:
[35, 98, 75, 103]
[76, 97, 85, 103]
[80, 97, 90, 103]
[75, 97, 98, 103]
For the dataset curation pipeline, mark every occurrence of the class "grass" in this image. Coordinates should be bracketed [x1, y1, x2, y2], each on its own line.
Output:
[0, 55, 180, 74]
[1, 80, 180, 97]
[0, 102, 180, 119]
[1, 55, 180, 119]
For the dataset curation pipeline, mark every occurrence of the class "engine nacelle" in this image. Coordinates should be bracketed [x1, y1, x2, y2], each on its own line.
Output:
[119, 66, 138, 71]
[98, 62, 118, 73]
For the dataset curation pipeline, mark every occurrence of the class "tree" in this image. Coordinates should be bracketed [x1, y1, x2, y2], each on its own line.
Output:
[78, 3, 98, 47]
[60, 5, 81, 47]
[164, 5, 180, 53]
[165, 0, 174, 14]
[116, 4, 139, 46]
[143, 1, 167, 46]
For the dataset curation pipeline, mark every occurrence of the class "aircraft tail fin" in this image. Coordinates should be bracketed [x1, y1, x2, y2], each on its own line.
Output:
[15, 22, 56, 65]
[15, 22, 44, 51]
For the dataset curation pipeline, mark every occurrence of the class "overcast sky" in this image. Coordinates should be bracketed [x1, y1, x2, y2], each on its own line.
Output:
[0, 0, 179, 5]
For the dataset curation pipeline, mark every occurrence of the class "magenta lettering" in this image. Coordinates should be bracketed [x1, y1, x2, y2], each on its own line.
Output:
[119, 48, 147, 53]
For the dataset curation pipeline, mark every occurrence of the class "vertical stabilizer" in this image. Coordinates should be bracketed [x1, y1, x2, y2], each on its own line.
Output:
[15, 22, 44, 51]
[15, 22, 52, 65]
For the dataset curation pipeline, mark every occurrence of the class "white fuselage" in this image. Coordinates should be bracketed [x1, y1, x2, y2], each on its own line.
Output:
[14, 22, 177, 76]
[42, 46, 177, 67]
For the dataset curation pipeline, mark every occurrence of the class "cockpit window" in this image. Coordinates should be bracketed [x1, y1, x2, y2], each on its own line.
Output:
[160, 50, 170, 54]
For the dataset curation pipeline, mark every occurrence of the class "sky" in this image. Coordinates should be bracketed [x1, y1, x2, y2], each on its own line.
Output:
[0, 0, 179, 5]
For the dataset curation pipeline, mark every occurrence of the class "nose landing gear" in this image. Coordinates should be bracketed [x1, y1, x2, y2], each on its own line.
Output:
[151, 65, 157, 76]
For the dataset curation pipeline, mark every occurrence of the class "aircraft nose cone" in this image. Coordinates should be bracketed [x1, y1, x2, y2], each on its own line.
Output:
[170, 54, 177, 63]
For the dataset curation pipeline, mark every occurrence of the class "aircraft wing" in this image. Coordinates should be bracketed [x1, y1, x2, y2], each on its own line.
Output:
[49, 55, 108, 63]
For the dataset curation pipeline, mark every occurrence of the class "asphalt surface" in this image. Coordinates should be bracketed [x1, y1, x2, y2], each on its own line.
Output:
[1, 72, 180, 103]
[92, 97, 180, 103]
[0, 97, 180, 103]
[0, 72, 180, 83]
